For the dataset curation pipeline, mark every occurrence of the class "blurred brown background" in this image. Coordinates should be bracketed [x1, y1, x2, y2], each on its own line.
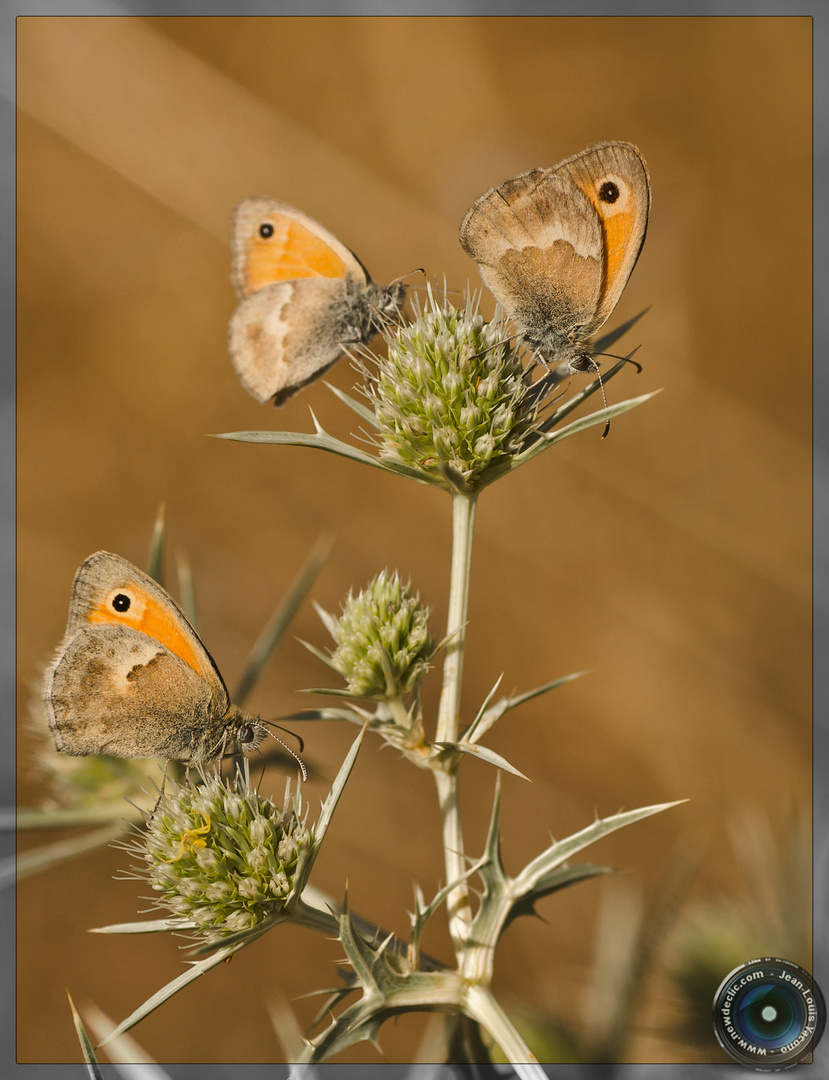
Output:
[17, 16, 811, 1066]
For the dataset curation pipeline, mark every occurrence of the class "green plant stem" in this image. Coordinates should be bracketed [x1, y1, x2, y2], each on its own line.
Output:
[435, 491, 477, 955]
[465, 983, 544, 1073]
[388, 696, 412, 730]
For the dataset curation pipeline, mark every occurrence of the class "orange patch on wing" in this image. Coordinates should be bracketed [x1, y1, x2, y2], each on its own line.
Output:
[242, 214, 348, 294]
[576, 180, 638, 297]
[597, 208, 636, 293]
[86, 583, 206, 679]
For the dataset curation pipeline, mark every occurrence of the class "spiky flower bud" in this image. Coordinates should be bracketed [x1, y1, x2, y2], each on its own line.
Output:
[126, 768, 312, 942]
[329, 571, 434, 699]
[367, 290, 537, 488]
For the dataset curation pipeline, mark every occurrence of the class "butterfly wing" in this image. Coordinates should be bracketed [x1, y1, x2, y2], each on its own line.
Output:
[554, 142, 650, 336]
[229, 276, 361, 404]
[44, 552, 232, 761]
[231, 197, 369, 298]
[460, 142, 650, 355]
[45, 622, 218, 759]
[460, 167, 604, 348]
[229, 197, 387, 404]
[59, 552, 229, 713]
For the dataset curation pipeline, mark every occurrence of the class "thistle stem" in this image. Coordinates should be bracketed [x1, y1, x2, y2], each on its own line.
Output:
[435, 490, 477, 954]
[465, 983, 544, 1073]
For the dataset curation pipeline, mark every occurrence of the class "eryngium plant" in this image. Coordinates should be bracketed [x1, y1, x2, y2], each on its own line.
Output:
[129, 768, 313, 940]
[367, 294, 536, 484]
[72, 289, 675, 1074]
[324, 569, 435, 699]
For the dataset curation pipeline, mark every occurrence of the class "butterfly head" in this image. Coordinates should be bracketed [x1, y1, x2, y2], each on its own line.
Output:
[216, 707, 267, 761]
[369, 279, 406, 332]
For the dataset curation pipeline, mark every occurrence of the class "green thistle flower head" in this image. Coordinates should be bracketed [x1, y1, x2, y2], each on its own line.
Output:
[129, 768, 313, 942]
[366, 288, 537, 489]
[328, 570, 434, 699]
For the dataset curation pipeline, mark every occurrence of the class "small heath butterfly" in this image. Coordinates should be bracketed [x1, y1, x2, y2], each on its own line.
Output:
[229, 197, 406, 405]
[44, 552, 268, 764]
[459, 141, 650, 370]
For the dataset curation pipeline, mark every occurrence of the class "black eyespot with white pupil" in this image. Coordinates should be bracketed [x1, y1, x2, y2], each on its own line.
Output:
[112, 592, 131, 613]
[258, 222, 274, 239]
[598, 180, 621, 204]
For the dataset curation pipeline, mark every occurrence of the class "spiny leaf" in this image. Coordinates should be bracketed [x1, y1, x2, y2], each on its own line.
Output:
[514, 800, 687, 895]
[296, 637, 339, 671]
[312, 599, 340, 640]
[82, 1003, 167, 1071]
[278, 706, 371, 726]
[463, 673, 505, 742]
[503, 864, 614, 929]
[409, 863, 484, 964]
[479, 391, 658, 489]
[479, 777, 508, 890]
[97, 947, 236, 1045]
[90, 917, 196, 935]
[66, 990, 103, 1073]
[323, 381, 381, 428]
[311, 725, 366, 851]
[433, 740, 529, 780]
[215, 413, 430, 485]
[468, 670, 586, 744]
[537, 349, 643, 433]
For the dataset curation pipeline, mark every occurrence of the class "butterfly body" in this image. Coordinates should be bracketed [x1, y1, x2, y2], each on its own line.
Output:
[230, 197, 404, 405]
[44, 552, 266, 764]
[459, 142, 650, 369]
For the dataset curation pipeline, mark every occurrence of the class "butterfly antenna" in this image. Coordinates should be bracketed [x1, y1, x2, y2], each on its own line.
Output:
[586, 349, 643, 439]
[262, 719, 305, 753]
[261, 721, 308, 782]
[593, 350, 644, 374]
[592, 364, 611, 439]
[387, 267, 425, 289]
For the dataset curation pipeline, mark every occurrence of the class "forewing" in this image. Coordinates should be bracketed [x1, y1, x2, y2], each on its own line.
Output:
[64, 552, 230, 714]
[555, 142, 650, 334]
[231, 197, 368, 298]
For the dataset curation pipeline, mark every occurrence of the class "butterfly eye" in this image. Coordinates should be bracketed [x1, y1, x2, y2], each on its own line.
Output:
[237, 723, 256, 746]
[258, 222, 274, 240]
[598, 180, 621, 204]
[111, 592, 131, 613]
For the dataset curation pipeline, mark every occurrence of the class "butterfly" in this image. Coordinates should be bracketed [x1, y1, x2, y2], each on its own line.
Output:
[459, 141, 650, 372]
[229, 197, 405, 405]
[44, 551, 304, 772]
